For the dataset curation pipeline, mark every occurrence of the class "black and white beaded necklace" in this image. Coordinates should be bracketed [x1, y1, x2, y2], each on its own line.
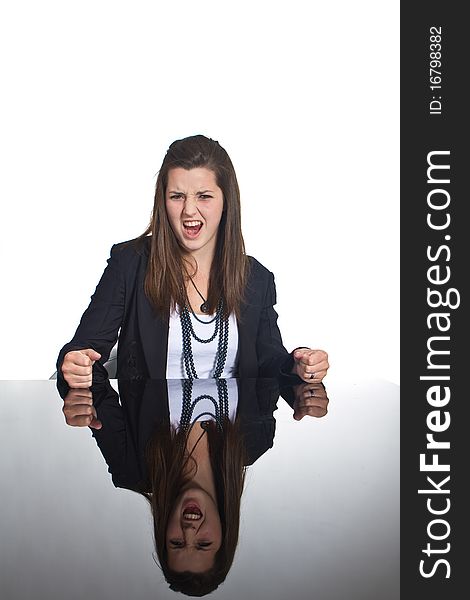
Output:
[180, 298, 229, 379]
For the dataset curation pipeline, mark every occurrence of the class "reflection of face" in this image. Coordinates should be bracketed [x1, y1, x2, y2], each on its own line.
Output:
[165, 167, 224, 258]
[166, 487, 222, 573]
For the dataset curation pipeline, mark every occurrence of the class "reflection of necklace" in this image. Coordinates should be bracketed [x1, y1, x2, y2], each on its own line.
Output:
[180, 379, 229, 432]
[188, 276, 209, 314]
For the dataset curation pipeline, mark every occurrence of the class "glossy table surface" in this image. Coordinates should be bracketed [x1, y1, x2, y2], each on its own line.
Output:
[0, 377, 399, 600]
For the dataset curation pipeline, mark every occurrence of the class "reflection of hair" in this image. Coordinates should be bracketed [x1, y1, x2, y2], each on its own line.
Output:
[138, 134, 249, 318]
[140, 419, 246, 596]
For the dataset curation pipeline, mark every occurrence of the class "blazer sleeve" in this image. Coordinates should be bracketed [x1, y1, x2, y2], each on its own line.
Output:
[89, 381, 144, 490]
[56, 244, 126, 379]
[254, 270, 305, 383]
[255, 271, 291, 376]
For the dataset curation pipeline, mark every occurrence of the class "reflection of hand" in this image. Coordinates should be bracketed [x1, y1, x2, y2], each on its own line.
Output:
[62, 388, 102, 429]
[292, 349, 329, 383]
[61, 349, 101, 388]
[293, 383, 329, 421]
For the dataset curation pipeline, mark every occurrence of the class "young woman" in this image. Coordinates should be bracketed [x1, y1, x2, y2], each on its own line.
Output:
[57, 134, 329, 386]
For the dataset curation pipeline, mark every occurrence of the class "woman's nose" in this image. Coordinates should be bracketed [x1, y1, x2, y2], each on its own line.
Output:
[183, 197, 198, 215]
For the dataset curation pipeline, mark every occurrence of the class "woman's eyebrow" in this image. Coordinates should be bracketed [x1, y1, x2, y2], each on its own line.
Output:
[167, 189, 214, 194]
[168, 545, 213, 552]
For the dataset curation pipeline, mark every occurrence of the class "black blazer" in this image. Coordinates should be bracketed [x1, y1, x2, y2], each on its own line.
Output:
[57, 237, 297, 382]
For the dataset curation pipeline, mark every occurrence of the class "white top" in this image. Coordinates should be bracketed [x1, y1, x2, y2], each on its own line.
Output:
[166, 307, 239, 378]
[167, 379, 239, 426]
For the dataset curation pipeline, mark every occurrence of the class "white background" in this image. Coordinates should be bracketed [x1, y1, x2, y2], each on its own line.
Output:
[0, 0, 399, 383]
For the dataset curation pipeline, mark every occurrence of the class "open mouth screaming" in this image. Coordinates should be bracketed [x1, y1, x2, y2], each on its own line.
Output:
[183, 220, 203, 238]
[183, 505, 202, 521]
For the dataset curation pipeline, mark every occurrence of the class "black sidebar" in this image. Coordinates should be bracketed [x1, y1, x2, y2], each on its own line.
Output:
[401, 3, 467, 599]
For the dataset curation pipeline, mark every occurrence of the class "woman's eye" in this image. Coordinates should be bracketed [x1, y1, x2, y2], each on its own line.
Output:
[198, 195, 212, 200]
[169, 540, 184, 548]
[169, 194, 183, 201]
[197, 542, 212, 548]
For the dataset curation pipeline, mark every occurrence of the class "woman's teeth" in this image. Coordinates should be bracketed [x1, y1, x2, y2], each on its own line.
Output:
[183, 505, 202, 520]
[183, 220, 202, 229]
[183, 512, 202, 520]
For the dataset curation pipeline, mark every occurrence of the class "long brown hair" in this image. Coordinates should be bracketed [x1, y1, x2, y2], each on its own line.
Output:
[138, 135, 249, 318]
[141, 419, 246, 596]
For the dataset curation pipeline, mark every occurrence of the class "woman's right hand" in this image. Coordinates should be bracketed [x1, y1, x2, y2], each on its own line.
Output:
[61, 349, 101, 388]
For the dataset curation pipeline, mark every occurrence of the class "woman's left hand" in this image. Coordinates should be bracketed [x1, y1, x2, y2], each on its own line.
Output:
[292, 348, 329, 382]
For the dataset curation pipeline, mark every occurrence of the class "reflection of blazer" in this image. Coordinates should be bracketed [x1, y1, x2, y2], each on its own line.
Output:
[82, 378, 281, 492]
[57, 237, 297, 382]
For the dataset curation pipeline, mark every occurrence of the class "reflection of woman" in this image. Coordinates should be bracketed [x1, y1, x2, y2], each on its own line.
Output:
[143, 378, 244, 594]
[60, 377, 328, 595]
[57, 135, 329, 386]
[144, 412, 246, 595]
[60, 377, 278, 596]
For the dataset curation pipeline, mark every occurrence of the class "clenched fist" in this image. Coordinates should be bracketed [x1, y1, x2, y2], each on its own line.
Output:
[292, 348, 329, 383]
[292, 383, 329, 420]
[61, 348, 101, 388]
[62, 388, 102, 429]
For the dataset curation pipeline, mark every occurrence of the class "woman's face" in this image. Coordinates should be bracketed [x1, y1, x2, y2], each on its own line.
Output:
[166, 487, 222, 572]
[165, 167, 224, 260]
